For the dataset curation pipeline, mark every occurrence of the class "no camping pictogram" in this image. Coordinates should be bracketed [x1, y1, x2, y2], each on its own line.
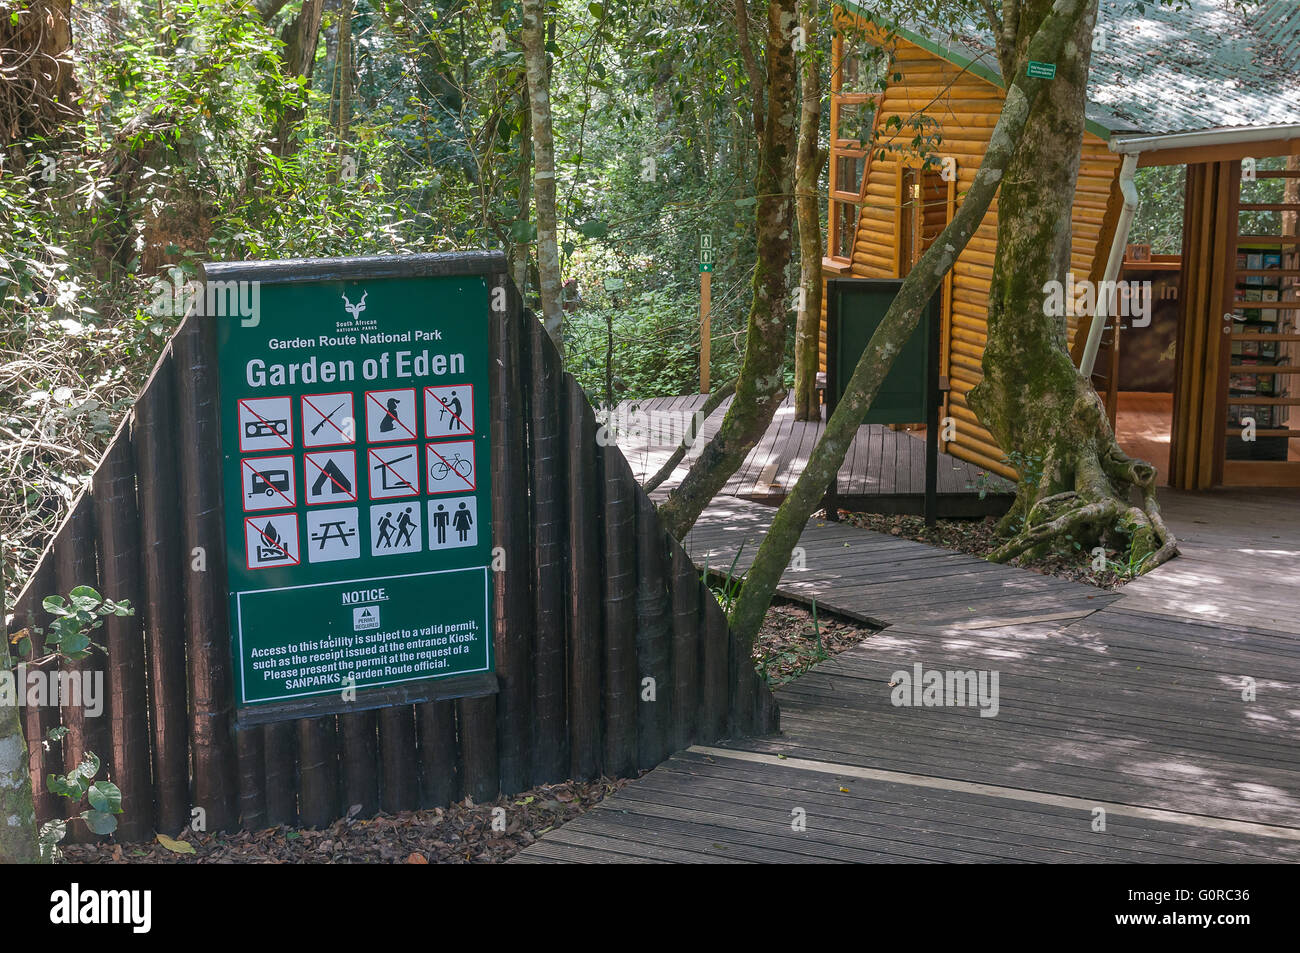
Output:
[424, 384, 474, 438]
[368, 444, 420, 499]
[425, 440, 476, 494]
[238, 396, 294, 453]
[304, 449, 358, 504]
[244, 513, 300, 569]
[241, 454, 297, 511]
[302, 392, 355, 447]
[365, 388, 417, 443]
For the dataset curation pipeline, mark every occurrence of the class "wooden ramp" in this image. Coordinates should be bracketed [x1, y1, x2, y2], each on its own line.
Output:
[515, 492, 1300, 863]
[612, 393, 1013, 513]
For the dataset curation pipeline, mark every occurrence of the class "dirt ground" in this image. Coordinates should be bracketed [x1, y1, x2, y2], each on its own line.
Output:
[61, 601, 875, 865]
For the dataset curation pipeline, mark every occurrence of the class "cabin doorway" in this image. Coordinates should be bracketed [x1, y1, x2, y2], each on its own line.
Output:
[1109, 166, 1186, 486]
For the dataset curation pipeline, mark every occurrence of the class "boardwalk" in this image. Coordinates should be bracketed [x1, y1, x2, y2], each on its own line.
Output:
[614, 393, 1012, 513]
[516, 489, 1300, 863]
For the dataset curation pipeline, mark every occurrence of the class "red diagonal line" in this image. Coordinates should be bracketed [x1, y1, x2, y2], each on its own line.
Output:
[427, 444, 474, 489]
[239, 399, 293, 448]
[303, 395, 351, 441]
[369, 449, 417, 493]
[248, 519, 295, 562]
[243, 459, 296, 509]
[366, 391, 416, 440]
[305, 453, 355, 498]
[426, 388, 472, 433]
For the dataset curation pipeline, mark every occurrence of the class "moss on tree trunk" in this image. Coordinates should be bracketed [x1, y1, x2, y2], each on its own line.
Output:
[967, 0, 1176, 569]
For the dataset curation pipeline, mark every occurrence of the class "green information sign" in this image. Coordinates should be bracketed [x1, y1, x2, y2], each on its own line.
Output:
[1026, 60, 1057, 79]
[826, 278, 938, 426]
[212, 265, 495, 724]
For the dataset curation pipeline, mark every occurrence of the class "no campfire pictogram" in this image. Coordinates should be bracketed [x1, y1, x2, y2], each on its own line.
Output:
[244, 513, 300, 569]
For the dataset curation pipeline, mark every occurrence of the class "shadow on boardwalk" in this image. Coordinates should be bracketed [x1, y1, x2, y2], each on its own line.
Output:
[515, 489, 1300, 863]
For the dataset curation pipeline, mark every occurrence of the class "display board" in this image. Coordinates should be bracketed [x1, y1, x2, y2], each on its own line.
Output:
[215, 271, 494, 724]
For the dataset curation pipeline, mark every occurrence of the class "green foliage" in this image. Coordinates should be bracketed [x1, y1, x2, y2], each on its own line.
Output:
[42, 748, 123, 858]
[23, 586, 132, 664]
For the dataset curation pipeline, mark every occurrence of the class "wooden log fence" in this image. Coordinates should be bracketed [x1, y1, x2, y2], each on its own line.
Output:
[5, 251, 777, 842]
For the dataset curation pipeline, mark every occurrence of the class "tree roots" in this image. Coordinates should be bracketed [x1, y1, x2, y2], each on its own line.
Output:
[988, 392, 1179, 572]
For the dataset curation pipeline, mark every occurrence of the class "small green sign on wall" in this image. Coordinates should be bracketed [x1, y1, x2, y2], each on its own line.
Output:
[213, 262, 496, 725]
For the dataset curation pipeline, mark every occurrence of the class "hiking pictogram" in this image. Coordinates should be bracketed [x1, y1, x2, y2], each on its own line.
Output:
[371, 504, 422, 556]
[424, 384, 475, 438]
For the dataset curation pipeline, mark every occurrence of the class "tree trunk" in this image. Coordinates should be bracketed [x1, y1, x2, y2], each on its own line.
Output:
[522, 0, 564, 350]
[658, 0, 799, 541]
[272, 0, 325, 157]
[726, 0, 1095, 649]
[792, 0, 824, 421]
[967, 0, 1176, 568]
[0, 549, 39, 863]
[512, 89, 533, 296]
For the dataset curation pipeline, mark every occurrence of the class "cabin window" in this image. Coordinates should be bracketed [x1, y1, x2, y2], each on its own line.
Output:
[835, 101, 875, 147]
[833, 201, 858, 261]
[836, 154, 866, 195]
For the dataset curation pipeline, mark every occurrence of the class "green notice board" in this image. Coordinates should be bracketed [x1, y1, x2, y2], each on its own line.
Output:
[827, 278, 937, 425]
[214, 271, 494, 724]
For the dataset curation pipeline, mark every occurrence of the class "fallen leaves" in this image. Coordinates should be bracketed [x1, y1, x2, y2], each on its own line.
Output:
[62, 778, 627, 866]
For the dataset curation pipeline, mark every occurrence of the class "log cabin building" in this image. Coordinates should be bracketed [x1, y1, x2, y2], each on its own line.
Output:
[823, 0, 1300, 488]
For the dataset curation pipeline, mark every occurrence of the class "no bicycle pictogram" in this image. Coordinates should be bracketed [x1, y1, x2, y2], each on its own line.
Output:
[425, 440, 476, 494]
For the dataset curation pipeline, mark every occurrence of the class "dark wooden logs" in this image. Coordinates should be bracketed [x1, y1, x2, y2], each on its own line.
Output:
[15, 558, 58, 822]
[601, 445, 638, 778]
[700, 580, 730, 742]
[669, 543, 701, 752]
[457, 694, 498, 803]
[635, 496, 672, 770]
[132, 353, 191, 835]
[417, 701, 460, 807]
[55, 496, 103, 843]
[337, 710, 379, 819]
[489, 276, 534, 795]
[378, 706, 418, 813]
[296, 716, 340, 827]
[92, 433, 152, 841]
[565, 376, 602, 780]
[527, 312, 567, 784]
[174, 312, 238, 832]
[262, 720, 299, 826]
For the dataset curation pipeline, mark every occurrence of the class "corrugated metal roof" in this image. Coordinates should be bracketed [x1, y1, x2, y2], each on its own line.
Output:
[844, 0, 1300, 137]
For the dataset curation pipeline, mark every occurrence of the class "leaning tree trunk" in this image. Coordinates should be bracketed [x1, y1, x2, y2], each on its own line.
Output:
[658, 0, 799, 540]
[0, 548, 39, 863]
[725, 0, 1095, 650]
[521, 0, 564, 350]
[792, 0, 825, 422]
[967, 0, 1176, 568]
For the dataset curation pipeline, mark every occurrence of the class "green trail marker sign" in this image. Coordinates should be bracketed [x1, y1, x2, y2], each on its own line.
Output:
[1026, 60, 1057, 79]
[211, 257, 496, 725]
